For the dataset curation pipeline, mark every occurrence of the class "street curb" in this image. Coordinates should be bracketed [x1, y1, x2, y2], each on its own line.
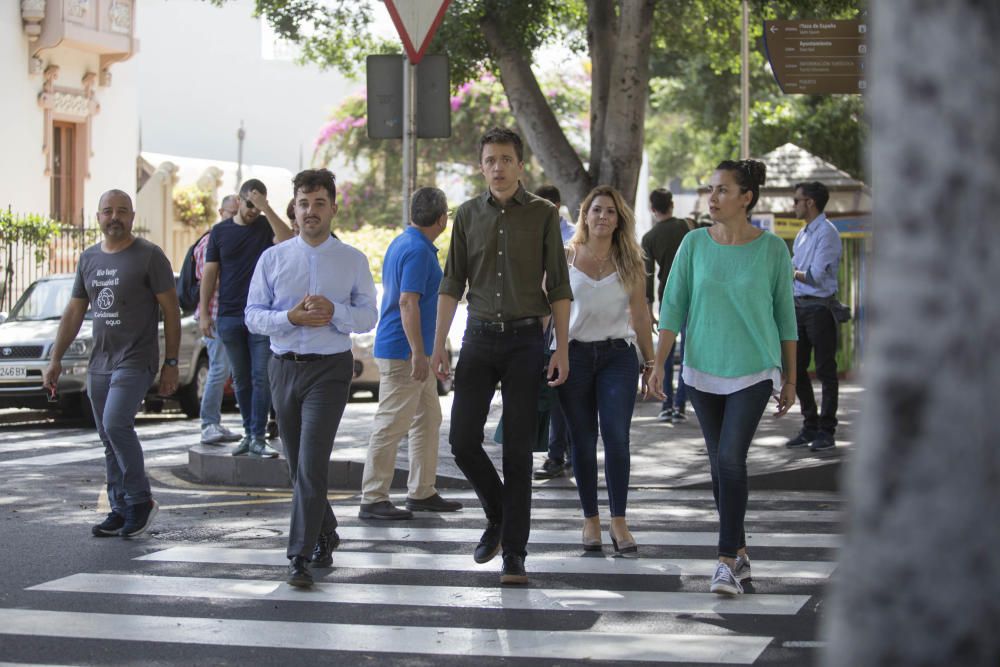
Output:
[187, 445, 471, 490]
[680, 460, 843, 492]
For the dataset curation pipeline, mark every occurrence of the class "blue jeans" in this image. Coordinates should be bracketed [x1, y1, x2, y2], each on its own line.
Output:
[216, 316, 271, 437]
[557, 339, 639, 518]
[687, 380, 773, 558]
[87, 367, 155, 513]
[200, 334, 232, 428]
[661, 327, 688, 412]
[546, 391, 571, 464]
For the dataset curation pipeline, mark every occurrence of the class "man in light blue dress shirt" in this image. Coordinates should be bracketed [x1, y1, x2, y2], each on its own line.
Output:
[246, 169, 378, 587]
[786, 181, 842, 452]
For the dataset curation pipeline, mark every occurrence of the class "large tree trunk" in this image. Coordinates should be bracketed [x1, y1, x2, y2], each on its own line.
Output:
[597, 0, 654, 206]
[823, 2, 1000, 666]
[586, 0, 617, 193]
[480, 13, 591, 214]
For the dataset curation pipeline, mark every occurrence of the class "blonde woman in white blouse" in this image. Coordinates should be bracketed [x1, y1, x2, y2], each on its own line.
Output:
[555, 185, 655, 557]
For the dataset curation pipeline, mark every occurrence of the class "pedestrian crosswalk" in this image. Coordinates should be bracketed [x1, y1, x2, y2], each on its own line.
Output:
[0, 488, 840, 665]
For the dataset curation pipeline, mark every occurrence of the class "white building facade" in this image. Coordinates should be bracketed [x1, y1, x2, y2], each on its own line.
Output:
[0, 0, 139, 224]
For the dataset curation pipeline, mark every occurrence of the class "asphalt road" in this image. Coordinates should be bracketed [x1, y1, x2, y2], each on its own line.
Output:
[0, 402, 840, 666]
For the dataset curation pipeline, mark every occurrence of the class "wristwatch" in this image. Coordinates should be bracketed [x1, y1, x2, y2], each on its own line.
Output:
[163, 358, 179, 367]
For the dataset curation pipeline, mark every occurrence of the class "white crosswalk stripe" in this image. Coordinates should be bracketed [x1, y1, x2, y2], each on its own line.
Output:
[31, 573, 812, 615]
[1, 489, 839, 664]
[351, 504, 841, 522]
[0, 609, 774, 664]
[136, 545, 836, 580]
[323, 525, 842, 549]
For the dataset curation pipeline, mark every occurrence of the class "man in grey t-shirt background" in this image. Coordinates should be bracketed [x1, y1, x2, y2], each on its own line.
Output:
[43, 189, 180, 539]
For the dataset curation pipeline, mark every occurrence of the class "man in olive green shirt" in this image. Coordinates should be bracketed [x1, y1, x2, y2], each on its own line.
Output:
[431, 127, 572, 586]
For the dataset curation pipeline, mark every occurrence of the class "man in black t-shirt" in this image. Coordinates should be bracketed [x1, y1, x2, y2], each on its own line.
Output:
[641, 188, 690, 423]
[44, 189, 179, 539]
[199, 179, 293, 457]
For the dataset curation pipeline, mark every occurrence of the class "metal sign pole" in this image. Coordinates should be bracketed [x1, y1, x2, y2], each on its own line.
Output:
[740, 0, 750, 159]
[401, 55, 418, 228]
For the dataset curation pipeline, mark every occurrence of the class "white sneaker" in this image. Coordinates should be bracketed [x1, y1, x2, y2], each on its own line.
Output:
[710, 562, 744, 595]
[201, 423, 239, 445]
[732, 554, 752, 582]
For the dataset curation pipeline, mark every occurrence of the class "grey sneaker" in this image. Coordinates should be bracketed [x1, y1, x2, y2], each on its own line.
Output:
[732, 554, 752, 582]
[231, 435, 252, 456]
[710, 562, 743, 595]
[201, 423, 240, 445]
[249, 436, 280, 458]
[810, 433, 836, 451]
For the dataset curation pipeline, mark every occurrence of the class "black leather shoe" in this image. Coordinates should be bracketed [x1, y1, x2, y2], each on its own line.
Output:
[311, 530, 340, 567]
[785, 430, 817, 448]
[474, 522, 502, 564]
[358, 501, 413, 520]
[287, 556, 313, 587]
[405, 493, 463, 513]
[500, 553, 528, 585]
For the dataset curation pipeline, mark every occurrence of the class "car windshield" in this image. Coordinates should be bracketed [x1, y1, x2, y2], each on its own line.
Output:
[7, 278, 91, 321]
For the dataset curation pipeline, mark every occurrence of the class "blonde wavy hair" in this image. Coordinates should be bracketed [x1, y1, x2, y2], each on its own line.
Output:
[568, 185, 646, 291]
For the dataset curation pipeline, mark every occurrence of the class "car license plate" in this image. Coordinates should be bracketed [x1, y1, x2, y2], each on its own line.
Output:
[0, 366, 27, 379]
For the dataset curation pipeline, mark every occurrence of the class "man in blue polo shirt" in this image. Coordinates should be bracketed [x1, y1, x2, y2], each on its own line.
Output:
[359, 187, 463, 519]
[199, 179, 293, 458]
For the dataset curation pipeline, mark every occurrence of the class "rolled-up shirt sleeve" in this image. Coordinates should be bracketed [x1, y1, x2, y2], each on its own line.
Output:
[543, 208, 573, 303]
[245, 250, 296, 336]
[331, 252, 379, 335]
[803, 227, 841, 287]
[439, 209, 468, 300]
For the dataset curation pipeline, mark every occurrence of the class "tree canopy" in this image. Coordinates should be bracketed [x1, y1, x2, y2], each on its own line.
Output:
[223, 0, 866, 215]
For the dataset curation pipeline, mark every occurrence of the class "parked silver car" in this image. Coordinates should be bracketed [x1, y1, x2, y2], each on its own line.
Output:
[0, 274, 206, 422]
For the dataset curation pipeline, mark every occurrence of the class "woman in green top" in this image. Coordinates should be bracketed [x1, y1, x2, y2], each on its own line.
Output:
[650, 159, 798, 596]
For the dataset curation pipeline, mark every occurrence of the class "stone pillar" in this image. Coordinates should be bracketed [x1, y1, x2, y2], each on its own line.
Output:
[823, 3, 1000, 665]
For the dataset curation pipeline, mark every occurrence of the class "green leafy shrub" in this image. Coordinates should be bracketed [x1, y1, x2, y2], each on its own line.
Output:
[173, 186, 217, 230]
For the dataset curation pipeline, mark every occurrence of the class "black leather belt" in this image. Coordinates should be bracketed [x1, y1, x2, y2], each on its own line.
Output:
[467, 316, 541, 334]
[570, 338, 631, 349]
[274, 352, 338, 362]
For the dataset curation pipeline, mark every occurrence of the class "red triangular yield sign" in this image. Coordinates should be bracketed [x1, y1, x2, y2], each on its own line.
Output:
[383, 0, 452, 64]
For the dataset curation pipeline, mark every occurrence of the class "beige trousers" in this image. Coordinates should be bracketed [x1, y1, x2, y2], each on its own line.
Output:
[360, 357, 442, 503]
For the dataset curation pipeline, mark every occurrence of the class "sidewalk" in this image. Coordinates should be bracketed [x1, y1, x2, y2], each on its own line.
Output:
[335, 380, 859, 490]
[188, 380, 859, 491]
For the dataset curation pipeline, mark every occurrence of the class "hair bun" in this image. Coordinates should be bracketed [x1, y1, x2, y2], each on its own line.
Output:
[744, 160, 766, 187]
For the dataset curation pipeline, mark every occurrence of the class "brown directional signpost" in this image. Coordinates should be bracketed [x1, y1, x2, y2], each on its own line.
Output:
[763, 19, 867, 94]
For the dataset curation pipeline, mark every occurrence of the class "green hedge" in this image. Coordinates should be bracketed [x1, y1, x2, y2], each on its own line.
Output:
[338, 223, 453, 284]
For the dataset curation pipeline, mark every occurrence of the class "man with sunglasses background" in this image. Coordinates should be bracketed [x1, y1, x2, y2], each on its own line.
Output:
[199, 179, 293, 457]
[786, 180, 842, 452]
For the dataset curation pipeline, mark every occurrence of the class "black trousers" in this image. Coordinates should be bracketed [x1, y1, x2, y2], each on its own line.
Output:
[269, 352, 353, 559]
[449, 323, 545, 559]
[795, 305, 839, 435]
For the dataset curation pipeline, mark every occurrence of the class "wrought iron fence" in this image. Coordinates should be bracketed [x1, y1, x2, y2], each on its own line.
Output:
[0, 223, 104, 313]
